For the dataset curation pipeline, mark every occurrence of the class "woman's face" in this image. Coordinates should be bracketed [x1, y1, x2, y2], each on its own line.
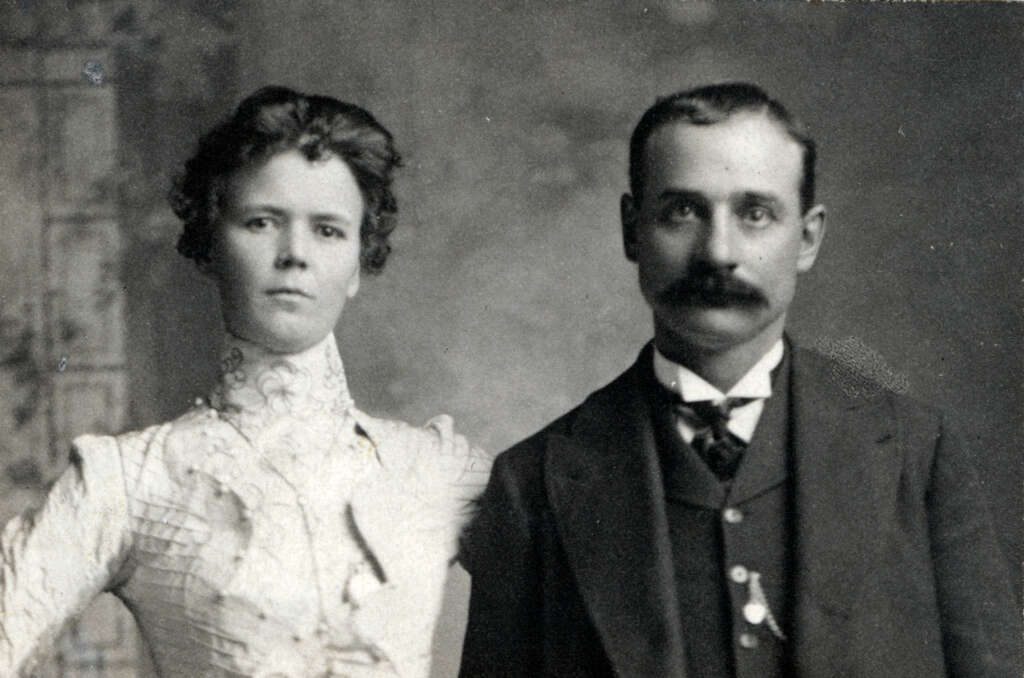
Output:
[205, 149, 364, 354]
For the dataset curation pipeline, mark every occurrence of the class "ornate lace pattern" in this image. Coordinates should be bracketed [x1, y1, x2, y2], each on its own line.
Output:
[119, 333, 399, 677]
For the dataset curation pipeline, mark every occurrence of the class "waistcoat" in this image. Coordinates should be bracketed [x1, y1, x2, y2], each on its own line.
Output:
[648, 352, 792, 678]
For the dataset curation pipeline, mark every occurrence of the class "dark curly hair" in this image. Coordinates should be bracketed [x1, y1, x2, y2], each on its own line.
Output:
[169, 86, 402, 273]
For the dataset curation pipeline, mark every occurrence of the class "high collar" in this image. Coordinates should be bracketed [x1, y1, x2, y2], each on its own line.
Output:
[208, 332, 354, 439]
[652, 339, 784, 403]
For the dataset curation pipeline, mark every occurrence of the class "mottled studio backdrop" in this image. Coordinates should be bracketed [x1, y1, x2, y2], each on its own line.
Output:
[130, 0, 1022, 559]
[0, 1, 1021, 675]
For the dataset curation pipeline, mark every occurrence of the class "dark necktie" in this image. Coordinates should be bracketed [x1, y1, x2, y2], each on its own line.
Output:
[673, 398, 753, 481]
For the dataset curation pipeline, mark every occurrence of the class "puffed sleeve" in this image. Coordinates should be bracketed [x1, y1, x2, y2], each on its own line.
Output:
[346, 413, 492, 678]
[0, 434, 134, 676]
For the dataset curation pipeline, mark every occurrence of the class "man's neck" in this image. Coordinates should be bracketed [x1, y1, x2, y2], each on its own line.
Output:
[653, 324, 785, 393]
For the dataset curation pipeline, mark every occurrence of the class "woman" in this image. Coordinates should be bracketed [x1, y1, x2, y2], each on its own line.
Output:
[0, 86, 489, 678]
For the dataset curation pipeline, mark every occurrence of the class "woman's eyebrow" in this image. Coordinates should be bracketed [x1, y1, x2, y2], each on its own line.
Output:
[309, 210, 357, 223]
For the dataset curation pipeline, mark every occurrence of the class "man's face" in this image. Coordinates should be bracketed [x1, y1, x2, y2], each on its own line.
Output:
[622, 111, 825, 358]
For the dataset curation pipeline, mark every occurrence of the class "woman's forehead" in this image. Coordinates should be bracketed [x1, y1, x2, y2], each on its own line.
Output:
[223, 149, 363, 217]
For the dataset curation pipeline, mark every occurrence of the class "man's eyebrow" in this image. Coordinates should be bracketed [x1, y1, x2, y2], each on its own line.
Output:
[736, 191, 783, 207]
[231, 203, 287, 216]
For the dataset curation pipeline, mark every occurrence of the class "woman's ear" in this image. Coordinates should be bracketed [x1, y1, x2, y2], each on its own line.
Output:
[195, 255, 218, 280]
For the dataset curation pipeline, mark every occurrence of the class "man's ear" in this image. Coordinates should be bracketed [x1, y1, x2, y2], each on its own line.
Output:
[796, 204, 826, 273]
[346, 269, 360, 299]
[621, 193, 639, 262]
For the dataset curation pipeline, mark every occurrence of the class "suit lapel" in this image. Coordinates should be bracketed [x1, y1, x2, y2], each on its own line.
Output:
[546, 350, 688, 678]
[542, 342, 903, 676]
[787, 347, 902, 676]
[728, 349, 792, 505]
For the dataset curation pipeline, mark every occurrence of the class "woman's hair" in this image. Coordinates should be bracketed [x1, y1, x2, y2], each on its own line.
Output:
[169, 86, 402, 273]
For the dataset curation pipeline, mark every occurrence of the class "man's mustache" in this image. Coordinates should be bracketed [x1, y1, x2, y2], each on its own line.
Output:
[657, 269, 767, 308]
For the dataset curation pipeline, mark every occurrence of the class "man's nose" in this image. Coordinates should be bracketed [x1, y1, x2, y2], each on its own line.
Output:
[274, 223, 309, 270]
[694, 208, 737, 268]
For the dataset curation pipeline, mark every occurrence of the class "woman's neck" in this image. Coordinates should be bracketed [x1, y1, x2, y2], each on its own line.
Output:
[208, 331, 353, 437]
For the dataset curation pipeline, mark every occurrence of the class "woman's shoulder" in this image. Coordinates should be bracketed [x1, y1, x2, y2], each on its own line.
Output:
[73, 405, 244, 491]
[351, 409, 492, 491]
[353, 409, 456, 449]
[351, 409, 485, 460]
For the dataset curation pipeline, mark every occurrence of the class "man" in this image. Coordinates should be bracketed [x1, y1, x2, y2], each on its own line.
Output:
[459, 83, 1020, 678]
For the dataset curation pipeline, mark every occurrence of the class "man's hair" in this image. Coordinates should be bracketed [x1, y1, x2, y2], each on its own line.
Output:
[628, 82, 817, 213]
[169, 85, 402, 273]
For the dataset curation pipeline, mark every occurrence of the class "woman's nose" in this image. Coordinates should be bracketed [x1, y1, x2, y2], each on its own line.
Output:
[274, 225, 309, 270]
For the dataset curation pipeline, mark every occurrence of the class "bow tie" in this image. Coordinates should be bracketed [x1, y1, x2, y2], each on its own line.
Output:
[675, 397, 754, 439]
[672, 397, 756, 482]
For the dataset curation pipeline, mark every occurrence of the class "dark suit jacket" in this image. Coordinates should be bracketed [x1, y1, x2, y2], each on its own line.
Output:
[459, 344, 1021, 677]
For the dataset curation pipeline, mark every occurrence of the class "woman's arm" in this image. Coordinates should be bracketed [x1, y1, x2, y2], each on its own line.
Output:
[0, 434, 134, 676]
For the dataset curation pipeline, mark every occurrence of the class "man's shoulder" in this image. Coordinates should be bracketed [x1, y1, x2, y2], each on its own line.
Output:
[495, 402, 585, 475]
[791, 340, 943, 430]
[495, 358, 641, 474]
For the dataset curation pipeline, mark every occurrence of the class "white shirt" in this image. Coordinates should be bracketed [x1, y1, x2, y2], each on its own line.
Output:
[653, 340, 784, 444]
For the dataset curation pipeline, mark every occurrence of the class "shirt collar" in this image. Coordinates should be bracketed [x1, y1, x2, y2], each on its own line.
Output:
[653, 339, 784, 403]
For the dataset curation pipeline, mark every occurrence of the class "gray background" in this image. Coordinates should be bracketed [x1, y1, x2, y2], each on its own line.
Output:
[122, 1, 1021, 575]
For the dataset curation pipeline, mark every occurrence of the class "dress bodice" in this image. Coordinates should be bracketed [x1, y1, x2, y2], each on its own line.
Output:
[0, 333, 491, 678]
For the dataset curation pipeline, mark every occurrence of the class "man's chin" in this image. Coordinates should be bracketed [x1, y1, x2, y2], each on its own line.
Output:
[658, 306, 765, 349]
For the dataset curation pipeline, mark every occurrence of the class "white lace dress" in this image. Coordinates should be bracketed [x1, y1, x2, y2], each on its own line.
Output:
[0, 333, 491, 678]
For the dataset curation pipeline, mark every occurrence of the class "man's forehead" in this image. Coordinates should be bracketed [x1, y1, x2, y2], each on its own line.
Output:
[646, 112, 802, 159]
[643, 112, 804, 197]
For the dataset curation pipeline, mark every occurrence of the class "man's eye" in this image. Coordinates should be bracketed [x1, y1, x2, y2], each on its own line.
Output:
[743, 206, 773, 227]
[660, 203, 700, 224]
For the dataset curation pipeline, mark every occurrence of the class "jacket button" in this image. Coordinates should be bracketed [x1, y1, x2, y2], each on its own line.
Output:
[739, 632, 759, 649]
[729, 565, 749, 584]
[743, 601, 766, 625]
[723, 507, 743, 524]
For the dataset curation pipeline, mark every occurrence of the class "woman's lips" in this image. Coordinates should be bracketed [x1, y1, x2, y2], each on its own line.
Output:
[266, 287, 313, 299]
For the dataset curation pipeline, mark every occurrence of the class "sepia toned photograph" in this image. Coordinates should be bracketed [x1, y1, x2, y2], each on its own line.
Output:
[0, 1, 1020, 676]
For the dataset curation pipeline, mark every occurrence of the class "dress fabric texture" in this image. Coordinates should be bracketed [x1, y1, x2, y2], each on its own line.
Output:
[0, 332, 490, 678]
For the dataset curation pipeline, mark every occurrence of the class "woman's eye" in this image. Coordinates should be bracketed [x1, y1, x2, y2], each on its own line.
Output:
[316, 223, 347, 239]
[244, 216, 274, 231]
